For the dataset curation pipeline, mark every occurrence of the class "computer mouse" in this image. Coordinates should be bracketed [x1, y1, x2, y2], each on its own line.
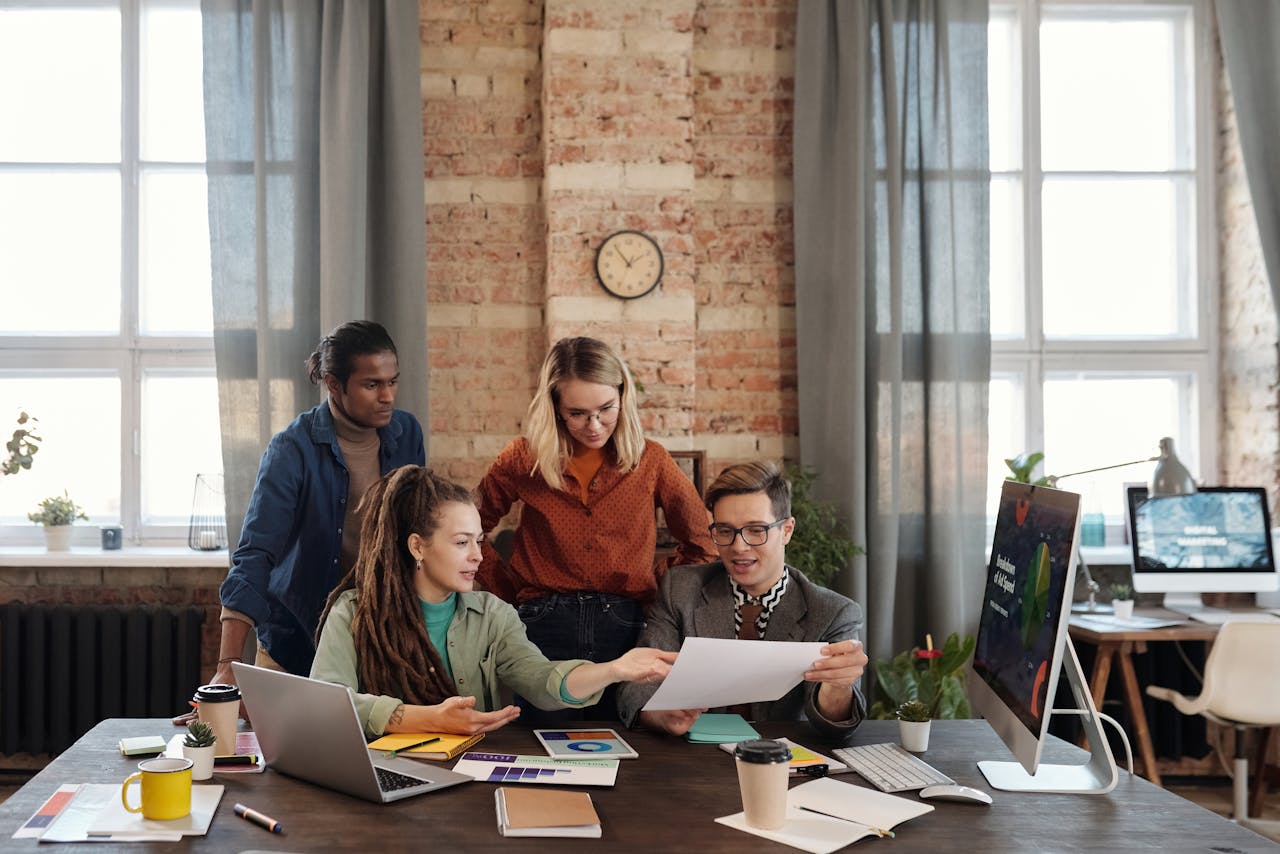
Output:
[918, 784, 993, 805]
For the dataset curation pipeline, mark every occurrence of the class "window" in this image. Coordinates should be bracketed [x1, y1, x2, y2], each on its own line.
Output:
[0, 0, 217, 546]
[987, 0, 1215, 533]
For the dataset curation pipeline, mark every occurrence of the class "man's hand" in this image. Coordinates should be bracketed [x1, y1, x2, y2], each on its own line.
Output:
[805, 639, 868, 721]
[637, 708, 706, 736]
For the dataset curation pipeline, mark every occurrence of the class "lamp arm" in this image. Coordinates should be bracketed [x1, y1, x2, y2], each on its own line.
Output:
[1047, 456, 1159, 487]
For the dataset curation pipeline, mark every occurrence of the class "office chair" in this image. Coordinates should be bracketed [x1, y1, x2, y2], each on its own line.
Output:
[1146, 620, 1280, 838]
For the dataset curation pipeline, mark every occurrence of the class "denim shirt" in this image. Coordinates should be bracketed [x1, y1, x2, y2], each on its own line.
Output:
[219, 401, 425, 676]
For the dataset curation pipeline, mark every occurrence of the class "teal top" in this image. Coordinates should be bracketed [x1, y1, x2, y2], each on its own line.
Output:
[420, 594, 457, 678]
[311, 589, 601, 737]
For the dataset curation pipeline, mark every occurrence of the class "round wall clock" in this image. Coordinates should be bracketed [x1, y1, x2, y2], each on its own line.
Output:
[594, 230, 664, 299]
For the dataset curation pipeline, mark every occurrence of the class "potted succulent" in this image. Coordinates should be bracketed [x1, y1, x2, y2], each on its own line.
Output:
[1110, 582, 1135, 621]
[183, 720, 217, 780]
[27, 490, 88, 551]
[896, 700, 932, 751]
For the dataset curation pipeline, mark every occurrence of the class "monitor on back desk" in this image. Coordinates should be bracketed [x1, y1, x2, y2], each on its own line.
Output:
[1126, 486, 1279, 618]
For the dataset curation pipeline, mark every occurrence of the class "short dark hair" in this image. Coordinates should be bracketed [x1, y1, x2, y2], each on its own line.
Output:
[704, 461, 792, 520]
[306, 320, 397, 388]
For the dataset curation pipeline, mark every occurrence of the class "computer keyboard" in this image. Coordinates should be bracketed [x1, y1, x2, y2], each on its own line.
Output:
[376, 765, 427, 792]
[1165, 606, 1279, 625]
[831, 742, 954, 793]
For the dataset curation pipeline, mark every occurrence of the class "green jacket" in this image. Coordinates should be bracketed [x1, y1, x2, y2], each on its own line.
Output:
[311, 589, 599, 737]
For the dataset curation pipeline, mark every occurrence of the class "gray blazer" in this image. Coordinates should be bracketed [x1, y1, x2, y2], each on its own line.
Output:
[617, 562, 867, 739]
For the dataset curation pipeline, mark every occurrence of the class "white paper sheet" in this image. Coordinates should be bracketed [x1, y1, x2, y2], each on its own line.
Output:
[641, 637, 825, 711]
[715, 806, 872, 853]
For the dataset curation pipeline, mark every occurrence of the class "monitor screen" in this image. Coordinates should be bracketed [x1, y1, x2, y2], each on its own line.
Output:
[1127, 486, 1278, 595]
[970, 481, 1080, 774]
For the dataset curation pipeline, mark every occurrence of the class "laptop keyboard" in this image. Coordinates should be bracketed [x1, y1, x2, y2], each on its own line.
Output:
[376, 765, 427, 792]
[831, 742, 954, 792]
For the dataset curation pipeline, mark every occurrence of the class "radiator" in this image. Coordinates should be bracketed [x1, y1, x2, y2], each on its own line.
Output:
[0, 603, 206, 755]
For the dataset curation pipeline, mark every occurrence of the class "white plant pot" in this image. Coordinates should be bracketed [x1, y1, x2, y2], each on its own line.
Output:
[1112, 599, 1135, 620]
[899, 719, 931, 752]
[43, 525, 73, 552]
[183, 744, 216, 781]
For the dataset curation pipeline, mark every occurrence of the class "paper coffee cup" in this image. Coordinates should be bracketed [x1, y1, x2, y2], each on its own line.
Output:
[734, 739, 791, 829]
[195, 683, 241, 756]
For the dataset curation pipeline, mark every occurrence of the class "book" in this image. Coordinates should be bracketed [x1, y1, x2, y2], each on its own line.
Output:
[534, 727, 638, 759]
[685, 712, 760, 743]
[453, 752, 619, 786]
[366, 731, 484, 760]
[717, 737, 849, 776]
[118, 735, 167, 757]
[495, 786, 601, 838]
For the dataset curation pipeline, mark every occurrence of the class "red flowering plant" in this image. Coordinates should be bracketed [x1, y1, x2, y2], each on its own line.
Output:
[869, 632, 976, 720]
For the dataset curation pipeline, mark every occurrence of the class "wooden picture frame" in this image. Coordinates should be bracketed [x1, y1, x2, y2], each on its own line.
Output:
[656, 449, 706, 551]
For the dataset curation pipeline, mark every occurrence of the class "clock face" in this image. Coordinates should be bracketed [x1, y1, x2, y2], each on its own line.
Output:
[594, 230, 663, 299]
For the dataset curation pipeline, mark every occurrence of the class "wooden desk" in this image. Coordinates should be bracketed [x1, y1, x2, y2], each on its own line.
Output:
[1, 718, 1273, 851]
[1068, 609, 1220, 787]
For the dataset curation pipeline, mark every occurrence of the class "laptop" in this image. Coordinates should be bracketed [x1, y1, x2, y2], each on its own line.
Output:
[233, 662, 472, 803]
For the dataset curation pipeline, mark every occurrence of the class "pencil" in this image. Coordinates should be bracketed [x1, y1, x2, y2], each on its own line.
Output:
[385, 736, 441, 758]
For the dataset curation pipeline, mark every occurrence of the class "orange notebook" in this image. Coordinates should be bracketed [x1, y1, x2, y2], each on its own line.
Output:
[365, 731, 484, 760]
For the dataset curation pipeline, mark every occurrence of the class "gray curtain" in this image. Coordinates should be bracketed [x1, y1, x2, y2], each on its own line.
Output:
[202, 0, 428, 544]
[794, 1, 990, 662]
[1216, 1, 1280, 323]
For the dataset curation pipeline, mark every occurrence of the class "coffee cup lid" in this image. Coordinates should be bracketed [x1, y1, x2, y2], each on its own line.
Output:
[733, 739, 792, 764]
[194, 683, 241, 703]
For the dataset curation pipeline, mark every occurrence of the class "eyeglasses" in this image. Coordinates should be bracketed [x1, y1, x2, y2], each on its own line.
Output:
[708, 518, 788, 547]
[560, 402, 620, 428]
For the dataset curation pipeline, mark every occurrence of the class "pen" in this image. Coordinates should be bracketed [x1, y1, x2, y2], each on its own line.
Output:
[798, 806, 895, 838]
[385, 736, 441, 758]
[214, 754, 258, 766]
[234, 803, 282, 834]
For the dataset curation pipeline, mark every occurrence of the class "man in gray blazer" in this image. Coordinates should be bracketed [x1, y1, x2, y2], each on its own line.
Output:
[618, 461, 868, 739]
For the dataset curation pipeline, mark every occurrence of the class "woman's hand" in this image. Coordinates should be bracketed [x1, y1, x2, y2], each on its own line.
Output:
[609, 647, 677, 684]
[638, 707, 705, 736]
[392, 695, 521, 735]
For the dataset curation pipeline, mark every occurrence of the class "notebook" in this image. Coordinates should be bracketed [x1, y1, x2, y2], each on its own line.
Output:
[366, 731, 484, 760]
[233, 662, 472, 803]
[495, 787, 602, 838]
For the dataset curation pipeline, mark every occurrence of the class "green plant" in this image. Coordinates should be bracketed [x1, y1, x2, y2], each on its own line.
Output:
[869, 632, 976, 720]
[3, 411, 41, 476]
[1109, 582, 1134, 602]
[1004, 451, 1050, 486]
[27, 491, 88, 526]
[184, 720, 216, 748]
[783, 464, 864, 589]
[896, 700, 931, 723]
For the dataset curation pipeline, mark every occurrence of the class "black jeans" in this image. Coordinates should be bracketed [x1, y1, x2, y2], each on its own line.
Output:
[515, 592, 646, 726]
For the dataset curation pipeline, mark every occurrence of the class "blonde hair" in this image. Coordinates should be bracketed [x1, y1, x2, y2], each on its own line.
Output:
[525, 337, 645, 490]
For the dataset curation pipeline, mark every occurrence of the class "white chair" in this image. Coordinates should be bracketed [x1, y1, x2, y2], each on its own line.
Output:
[1146, 620, 1280, 839]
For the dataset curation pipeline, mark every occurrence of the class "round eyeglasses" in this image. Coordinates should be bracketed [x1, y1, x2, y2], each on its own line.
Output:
[708, 518, 788, 547]
[560, 402, 620, 428]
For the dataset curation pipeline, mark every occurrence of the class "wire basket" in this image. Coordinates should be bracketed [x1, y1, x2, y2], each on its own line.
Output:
[188, 473, 228, 551]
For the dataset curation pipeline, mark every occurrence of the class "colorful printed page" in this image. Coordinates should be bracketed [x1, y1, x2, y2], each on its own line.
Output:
[718, 738, 849, 774]
[452, 752, 619, 786]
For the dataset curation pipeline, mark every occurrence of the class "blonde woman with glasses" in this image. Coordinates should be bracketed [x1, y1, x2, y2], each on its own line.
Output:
[476, 337, 716, 725]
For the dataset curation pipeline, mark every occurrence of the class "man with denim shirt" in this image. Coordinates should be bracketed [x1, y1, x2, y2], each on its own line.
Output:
[212, 321, 424, 685]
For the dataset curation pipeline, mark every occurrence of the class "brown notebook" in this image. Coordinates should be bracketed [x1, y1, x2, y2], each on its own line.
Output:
[495, 787, 602, 838]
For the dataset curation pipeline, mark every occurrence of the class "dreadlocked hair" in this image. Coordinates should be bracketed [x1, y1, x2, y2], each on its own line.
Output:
[317, 465, 473, 706]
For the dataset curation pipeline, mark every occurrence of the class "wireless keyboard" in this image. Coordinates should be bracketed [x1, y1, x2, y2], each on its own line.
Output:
[831, 742, 954, 793]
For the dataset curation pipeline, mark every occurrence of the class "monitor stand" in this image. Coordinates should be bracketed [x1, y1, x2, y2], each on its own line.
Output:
[978, 638, 1119, 794]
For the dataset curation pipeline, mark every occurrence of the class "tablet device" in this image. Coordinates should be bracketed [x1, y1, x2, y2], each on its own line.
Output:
[534, 728, 639, 759]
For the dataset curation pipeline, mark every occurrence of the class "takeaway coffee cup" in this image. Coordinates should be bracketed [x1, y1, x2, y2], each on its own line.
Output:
[121, 756, 193, 820]
[734, 739, 791, 829]
[194, 683, 241, 756]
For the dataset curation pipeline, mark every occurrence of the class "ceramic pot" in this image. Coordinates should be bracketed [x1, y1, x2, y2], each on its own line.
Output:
[43, 524, 73, 552]
[899, 719, 931, 752]
[182, 744, 215, 781]
[1112, 599, 1135, 620]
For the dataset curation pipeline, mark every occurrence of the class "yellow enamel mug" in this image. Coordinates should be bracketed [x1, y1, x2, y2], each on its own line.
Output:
[120, 757, 193, 820]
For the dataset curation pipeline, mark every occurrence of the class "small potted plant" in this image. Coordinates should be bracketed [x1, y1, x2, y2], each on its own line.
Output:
[183, 720, 217, 780]
[27, 490, 88, 551]
[896, 700, 932, 752]
[1110, 582, 1135, 621]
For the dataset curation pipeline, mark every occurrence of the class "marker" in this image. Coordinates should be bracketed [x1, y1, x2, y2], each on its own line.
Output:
[214, 754, 258, 766]
[385, 736, 441, 758]
[234, 803, 282, 834]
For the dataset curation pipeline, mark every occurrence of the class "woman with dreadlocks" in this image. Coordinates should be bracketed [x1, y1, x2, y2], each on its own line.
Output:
[310, 465, 676, 736]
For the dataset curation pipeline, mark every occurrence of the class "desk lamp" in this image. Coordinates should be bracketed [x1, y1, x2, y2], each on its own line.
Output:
[1049, 437, 1197, 614]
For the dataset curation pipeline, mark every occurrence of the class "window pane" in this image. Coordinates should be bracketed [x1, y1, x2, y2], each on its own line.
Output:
[0, 378, 121, 524]
[140, 0, 205, 162]
[1041, 7, 1193, 171]
[990, 175, 1024, 338]
[0, 6, 121, 162]
[0, 171, 121, 335]
[140, 170, 213, 335]
[141, 373, 221, 522]
[1041, 176, 1193, 338]
[1043, 375, 1193, 522]
[988, 6, 1020, 173]
[987, 374, 1025, 520]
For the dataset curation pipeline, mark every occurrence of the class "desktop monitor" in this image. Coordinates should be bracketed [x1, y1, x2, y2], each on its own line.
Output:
[1126, 486, 1279, 610]
[968, 480, 1118, 793]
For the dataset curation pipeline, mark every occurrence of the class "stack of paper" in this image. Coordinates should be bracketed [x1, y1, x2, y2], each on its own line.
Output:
[686, 713, 760, 743]
[16, 783, 225, 843]
[495, 787, 601, 838]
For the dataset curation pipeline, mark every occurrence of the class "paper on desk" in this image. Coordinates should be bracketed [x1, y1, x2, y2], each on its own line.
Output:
[642, 637, 825, 711]
[715, 806, 872, 853]
[1073, 614, 1182, 630]
[164, 731, 264, 772]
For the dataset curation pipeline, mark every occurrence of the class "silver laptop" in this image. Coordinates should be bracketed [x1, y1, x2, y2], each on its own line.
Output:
[234, 662, 472, 803]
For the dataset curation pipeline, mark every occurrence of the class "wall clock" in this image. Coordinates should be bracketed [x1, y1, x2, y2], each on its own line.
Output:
[594, 230, 664, 299]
